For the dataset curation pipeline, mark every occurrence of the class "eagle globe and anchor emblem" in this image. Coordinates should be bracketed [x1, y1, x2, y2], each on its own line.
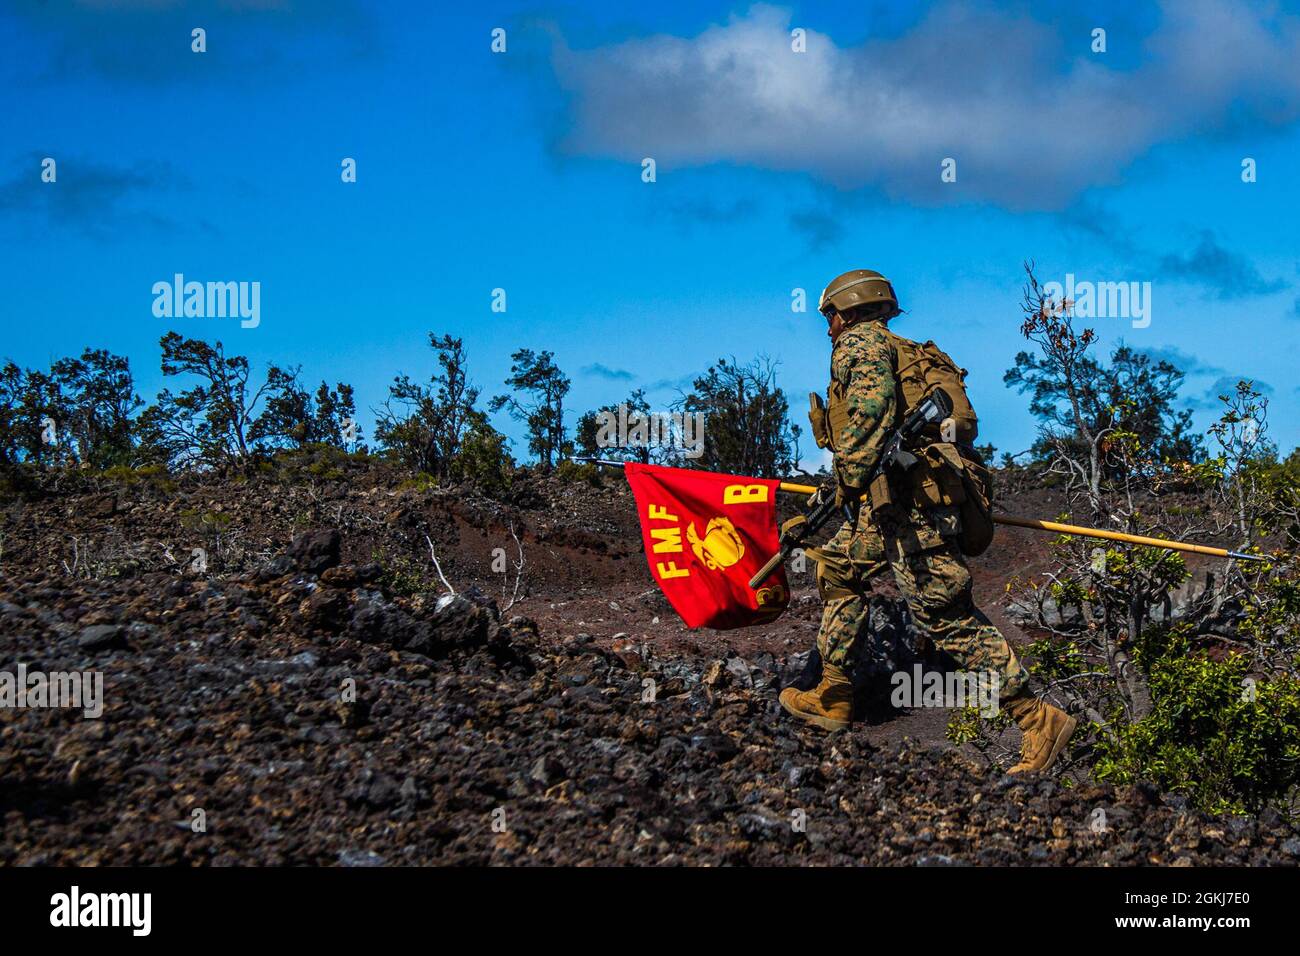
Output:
[686, 515, 787, 613]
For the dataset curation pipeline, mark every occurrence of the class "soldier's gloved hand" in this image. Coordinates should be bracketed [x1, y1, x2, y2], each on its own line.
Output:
[779, 515, 807, 543]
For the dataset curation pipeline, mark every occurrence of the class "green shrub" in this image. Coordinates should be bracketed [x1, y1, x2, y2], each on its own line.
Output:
[945, 705, 983, 746]
[554, 459, 600, 486]
[98, 462, 177, 492]
[179, 508, 234, 535]
[371, 548, 428, 597]
[397, 472, 439, 494]
[452, 416, 513, 497]
[1023, 636, 1090, 682]
[1095, 627, 1300, 815]
[1239, 570, 1300, 648]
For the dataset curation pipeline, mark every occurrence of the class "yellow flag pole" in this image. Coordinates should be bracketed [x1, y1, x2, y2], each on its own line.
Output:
[987, 514, 1266, 562]
[777, 481, 821, 495]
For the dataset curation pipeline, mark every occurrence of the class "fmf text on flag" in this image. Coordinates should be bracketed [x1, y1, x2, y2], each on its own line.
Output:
[623, 463, 790, 629]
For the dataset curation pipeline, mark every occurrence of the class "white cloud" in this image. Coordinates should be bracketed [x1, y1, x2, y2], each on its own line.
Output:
[551, 1, 1300, 210]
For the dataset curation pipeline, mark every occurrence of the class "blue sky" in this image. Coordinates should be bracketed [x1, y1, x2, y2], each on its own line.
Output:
[2, 0, 1299, 469]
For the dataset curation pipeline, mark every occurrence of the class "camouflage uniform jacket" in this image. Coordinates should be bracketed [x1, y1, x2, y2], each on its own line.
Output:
[830, 318, 898, 491]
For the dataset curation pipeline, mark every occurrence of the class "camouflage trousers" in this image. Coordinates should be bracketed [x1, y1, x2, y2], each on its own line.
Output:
[807, 505, 1027, 701]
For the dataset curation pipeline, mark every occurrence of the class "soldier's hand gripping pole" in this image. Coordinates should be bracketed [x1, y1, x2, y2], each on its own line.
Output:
[747, 388, 954, 589]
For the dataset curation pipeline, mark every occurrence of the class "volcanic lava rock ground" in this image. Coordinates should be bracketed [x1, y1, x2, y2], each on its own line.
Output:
[1, 463, 1295, 865]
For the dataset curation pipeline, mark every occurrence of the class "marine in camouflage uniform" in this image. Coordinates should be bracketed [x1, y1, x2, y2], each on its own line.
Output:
[779, 269, 1076, 774]
[810, 317, 1027, 696]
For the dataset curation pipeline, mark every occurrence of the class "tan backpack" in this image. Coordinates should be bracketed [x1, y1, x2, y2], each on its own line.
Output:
[881, 330, 994, 556]
[881, 329, 979, 444]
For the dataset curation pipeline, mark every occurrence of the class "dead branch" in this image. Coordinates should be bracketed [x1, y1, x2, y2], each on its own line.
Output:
[424, 533, 455, 595]
[502, 520, 526, 612]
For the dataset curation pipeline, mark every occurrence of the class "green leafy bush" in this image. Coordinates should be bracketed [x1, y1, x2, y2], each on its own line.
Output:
[451, 413, 513, 496]
[371, 548, 428, 597]
[1095, 627, 1300, 815]
[99, 463, 177, 493]
[554, 459, 600, 486]
[1023, 636, 1090, 682]
[397, 472, 439, 494]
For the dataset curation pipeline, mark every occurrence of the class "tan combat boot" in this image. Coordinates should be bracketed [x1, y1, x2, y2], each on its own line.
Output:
[779, 663, 853, 731]
[1004, 695, 1077, 774]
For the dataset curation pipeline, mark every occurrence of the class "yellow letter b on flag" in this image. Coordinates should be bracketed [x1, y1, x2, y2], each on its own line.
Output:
[723, 484, 769, 505]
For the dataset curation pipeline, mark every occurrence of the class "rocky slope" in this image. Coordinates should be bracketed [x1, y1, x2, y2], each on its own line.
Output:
[1, 462, 1294, 865]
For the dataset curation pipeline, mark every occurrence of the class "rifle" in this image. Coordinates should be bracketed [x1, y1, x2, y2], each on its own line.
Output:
[747, 387, 954, 588]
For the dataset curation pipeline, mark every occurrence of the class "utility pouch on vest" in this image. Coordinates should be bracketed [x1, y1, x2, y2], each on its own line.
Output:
[808, 392, 831, 450]
[954, 446, 996, 557]
[867, 470, 895, 515]
[904, 444, 993, 556]
[933, 444, 970, 504]
[825, 380, 852, 451]
[909, 445, 968, 511]
[915, 442, 995, 557]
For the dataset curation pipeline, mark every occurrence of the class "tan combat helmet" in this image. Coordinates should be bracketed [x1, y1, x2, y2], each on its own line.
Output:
[818, 269, 899, 319]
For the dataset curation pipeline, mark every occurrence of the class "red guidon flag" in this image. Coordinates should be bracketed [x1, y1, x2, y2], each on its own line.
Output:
[623, 462, 790, 629]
